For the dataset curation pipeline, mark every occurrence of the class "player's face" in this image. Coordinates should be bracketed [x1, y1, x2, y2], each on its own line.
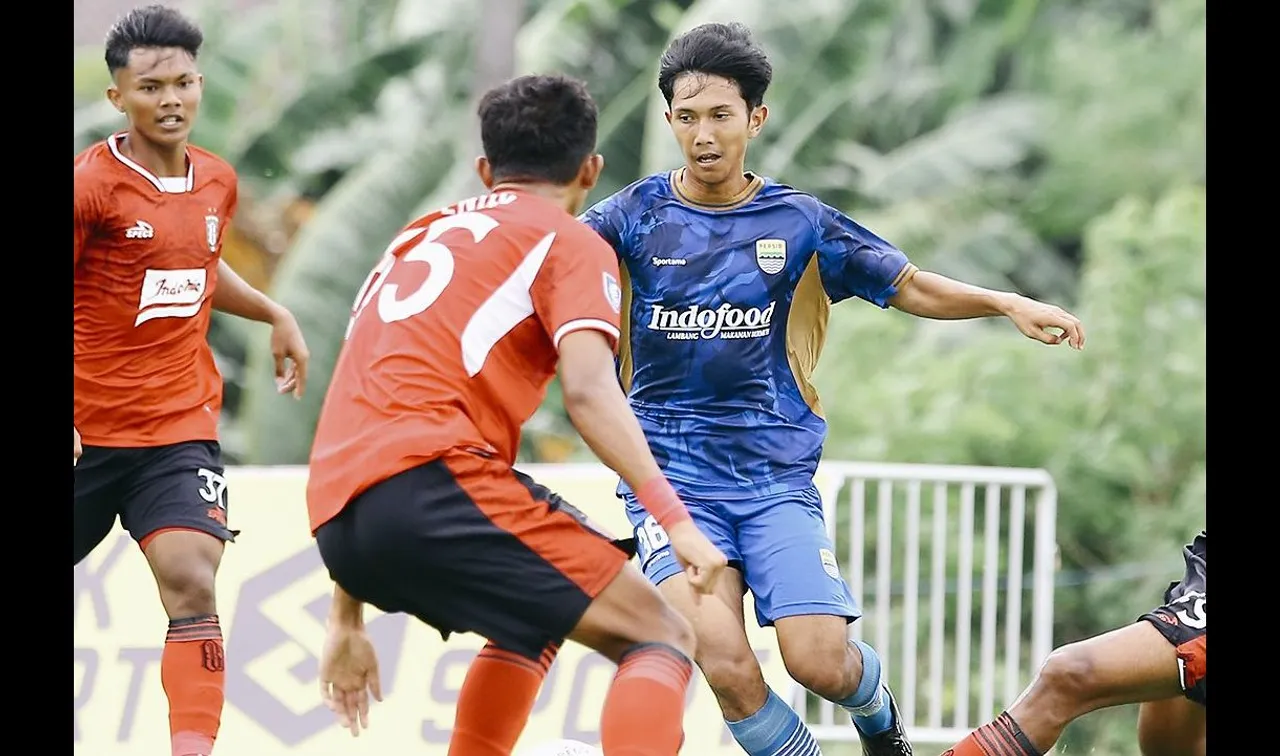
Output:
[665, 73, 766, 188]
[107, 47, 203, 150]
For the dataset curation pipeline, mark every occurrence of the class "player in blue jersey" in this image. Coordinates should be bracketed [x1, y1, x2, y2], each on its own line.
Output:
[580, 22, 1085, 756]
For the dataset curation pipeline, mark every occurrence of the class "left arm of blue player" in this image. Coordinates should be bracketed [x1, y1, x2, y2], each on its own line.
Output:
[888, 270, 1085, 349]
[816, 203, 1085, 349]
[212, 259, 313, 396]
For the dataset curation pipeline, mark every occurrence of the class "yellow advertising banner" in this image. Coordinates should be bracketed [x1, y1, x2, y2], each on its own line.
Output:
[73, 465, 796, 755]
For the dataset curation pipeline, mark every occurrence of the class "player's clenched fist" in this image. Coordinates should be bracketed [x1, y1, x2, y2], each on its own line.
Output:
[668, 519, 728, 595]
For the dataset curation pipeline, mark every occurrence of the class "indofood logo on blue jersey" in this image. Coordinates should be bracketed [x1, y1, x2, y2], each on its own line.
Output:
[645, 301, 776, 340]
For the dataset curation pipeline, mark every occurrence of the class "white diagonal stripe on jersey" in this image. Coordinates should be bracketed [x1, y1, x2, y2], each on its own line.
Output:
[461, 231, 556, 377]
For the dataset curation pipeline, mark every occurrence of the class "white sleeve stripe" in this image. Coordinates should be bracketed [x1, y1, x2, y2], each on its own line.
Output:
[553, 319, 621, 349]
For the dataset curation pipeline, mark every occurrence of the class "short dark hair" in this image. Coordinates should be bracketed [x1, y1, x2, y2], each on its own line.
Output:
[104, 5, 204, 74]
[658, 22, 773, 110]
[477, 74, 599, 185]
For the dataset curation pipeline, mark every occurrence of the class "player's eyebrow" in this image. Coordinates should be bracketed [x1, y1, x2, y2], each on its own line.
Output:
[135, 72, 194, 84]
[673, 103, 735, 114]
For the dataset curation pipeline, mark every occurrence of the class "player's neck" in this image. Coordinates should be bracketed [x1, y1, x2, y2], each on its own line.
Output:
[677, 166, 752, 206]
[119, 130, 189, 178]
[489, 181, 577, 214]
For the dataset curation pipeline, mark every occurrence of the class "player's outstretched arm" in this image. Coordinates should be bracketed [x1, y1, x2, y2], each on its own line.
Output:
[319, 583, 382, 737]
[556, 329, 728, 593]
[212, 260, 312, 397]
[888, 270, 1086, 349]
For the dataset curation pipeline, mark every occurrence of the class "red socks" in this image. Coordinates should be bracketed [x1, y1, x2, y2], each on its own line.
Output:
[162, 615, 225, 756]
[943, 712, 1041, 756]
[448, 641, 559, 756]
[600, 643, 693, 755]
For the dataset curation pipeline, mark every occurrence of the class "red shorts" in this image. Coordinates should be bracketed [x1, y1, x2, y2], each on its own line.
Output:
[314, 449, 631, 660]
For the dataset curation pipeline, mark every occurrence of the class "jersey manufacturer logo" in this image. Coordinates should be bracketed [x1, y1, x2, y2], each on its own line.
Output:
[645, 301, 775, 340]
[125, 220, 154, 239]
[755, 239, 786, 274]
[651, 257, 687, 267]
[135, 267, 207, 326]
[204, 209, 220, 253]
[603, 272, 623, 314]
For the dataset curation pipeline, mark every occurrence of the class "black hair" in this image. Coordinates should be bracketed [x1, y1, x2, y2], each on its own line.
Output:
[477, 74, 599, 185]
[104, 5, 204, 74]
[658, 22, 773, 111]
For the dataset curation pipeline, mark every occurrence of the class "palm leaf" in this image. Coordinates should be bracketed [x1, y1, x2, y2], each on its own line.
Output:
[240, 130, 457, 463]
[229, 32, 459, 187]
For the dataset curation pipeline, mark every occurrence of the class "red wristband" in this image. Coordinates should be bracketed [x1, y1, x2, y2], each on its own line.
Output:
[634, 476, 691, 531]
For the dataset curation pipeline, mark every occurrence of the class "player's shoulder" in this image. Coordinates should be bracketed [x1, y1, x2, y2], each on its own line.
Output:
[590, 171, 674, 212]
[754, 175, 828, 215]
[73, 139, 120, 192]
[187, 143, 238, 182]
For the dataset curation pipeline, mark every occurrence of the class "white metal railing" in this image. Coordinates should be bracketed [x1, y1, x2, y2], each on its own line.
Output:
[800, 461, 1058, 747]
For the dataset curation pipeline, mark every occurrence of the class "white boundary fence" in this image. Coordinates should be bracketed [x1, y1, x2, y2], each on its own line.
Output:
[801, 462, 1058, 746]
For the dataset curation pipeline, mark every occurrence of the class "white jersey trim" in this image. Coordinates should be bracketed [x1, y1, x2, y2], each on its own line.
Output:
[107, 132, 194, 193]
[554, 319, 621, 349]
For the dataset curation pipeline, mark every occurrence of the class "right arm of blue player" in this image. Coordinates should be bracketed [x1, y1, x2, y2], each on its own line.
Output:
[557, 329, 728, 594]
[888, 271, 1086, 349]
[319, 583, 383, 737]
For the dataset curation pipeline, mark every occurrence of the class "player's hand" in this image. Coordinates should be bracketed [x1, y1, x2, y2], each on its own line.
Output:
[667, 519, 728, 595]
[319, 624, 383, 737]
[1003, 295, 1085, 350]
[73, 426, 82, 466]
[270, 307, 311, 399]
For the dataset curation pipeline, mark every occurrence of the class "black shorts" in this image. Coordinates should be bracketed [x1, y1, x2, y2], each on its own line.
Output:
[1139, 530, 1206, 706]
[73, 440, 237, 565]
[315, 449, 633, 662]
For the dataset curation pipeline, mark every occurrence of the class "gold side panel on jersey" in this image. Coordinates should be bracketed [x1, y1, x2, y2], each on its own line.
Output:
[786, 256, 831, 418]
[618, 262, 635, 393]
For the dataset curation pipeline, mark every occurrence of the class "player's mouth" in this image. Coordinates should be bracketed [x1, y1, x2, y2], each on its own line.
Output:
[694, 152, 722, 167]
[157, 115, 186, 131]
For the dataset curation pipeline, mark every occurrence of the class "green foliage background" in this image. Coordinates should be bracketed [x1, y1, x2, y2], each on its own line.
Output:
[75, 0, 1205, 751]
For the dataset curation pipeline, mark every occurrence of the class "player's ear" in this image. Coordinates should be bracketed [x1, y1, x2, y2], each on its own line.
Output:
[748, 104, 768, 139]
[578, 154, 604, 191]
[664, 109, 673, 126]
[475, 156, 495, 189]
[106, 84, 124, 114]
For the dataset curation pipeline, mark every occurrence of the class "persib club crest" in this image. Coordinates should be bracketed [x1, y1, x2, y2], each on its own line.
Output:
[756, 239, 786, 274]
[603, 272, 623, 314]
[205, 210, 220, 253]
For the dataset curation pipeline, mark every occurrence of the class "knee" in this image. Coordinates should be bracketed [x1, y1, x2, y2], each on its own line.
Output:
[782, 643, 854, 700]
[152, 551, 219, 616]
[696, 638, 763, 697]
[651, 603, 697, 660]
[1032, 644, 1095, 704]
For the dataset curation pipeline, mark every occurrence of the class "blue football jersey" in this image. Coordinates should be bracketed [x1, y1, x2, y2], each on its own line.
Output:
[580, 170, 915, 499]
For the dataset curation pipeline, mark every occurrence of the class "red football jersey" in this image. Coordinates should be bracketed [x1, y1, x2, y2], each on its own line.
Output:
[306, 188, 624, 532]
[74, 133, 238, 447]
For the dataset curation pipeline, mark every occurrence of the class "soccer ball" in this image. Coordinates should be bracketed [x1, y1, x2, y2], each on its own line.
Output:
[516, 739, 603, 756]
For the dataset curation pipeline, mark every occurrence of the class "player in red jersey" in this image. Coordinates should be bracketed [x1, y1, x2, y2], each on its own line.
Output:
[73, 6, 310, 755]
[941, 530, 1206, 756]
[307, 73, 728, 756]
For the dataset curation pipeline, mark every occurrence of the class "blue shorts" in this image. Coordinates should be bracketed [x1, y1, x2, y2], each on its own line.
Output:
[624, 485, 859, 627]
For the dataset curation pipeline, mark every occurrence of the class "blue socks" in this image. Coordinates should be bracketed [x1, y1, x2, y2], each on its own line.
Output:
[726, 688, 822, 756]
[836, 639, 894, 735]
